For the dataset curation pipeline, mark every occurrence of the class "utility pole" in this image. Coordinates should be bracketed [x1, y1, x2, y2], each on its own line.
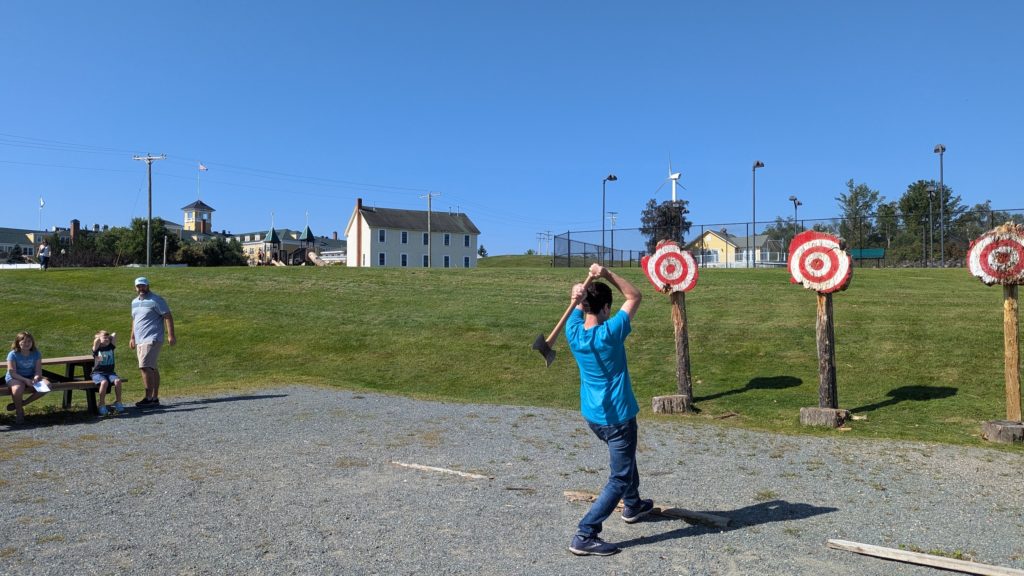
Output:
[419, 192, 440, 268]
[608, 212, 618, 266]
[132, 153, 167, 267]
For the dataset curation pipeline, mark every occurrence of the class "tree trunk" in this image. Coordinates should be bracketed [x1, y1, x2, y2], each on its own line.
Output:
[1005, 285, 1021, 422]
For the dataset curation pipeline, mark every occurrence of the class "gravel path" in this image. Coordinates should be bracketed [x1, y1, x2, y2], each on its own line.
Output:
[2, 386, 1022, 575]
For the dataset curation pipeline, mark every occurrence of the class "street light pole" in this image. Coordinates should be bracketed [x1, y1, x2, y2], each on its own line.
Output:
[788, 195, 801, 223]
[602, 174, 617, 265]
[935, 144, 946, 267]
[608, 211, 618, 266]
[752, 160, 764, 268]
[925, 184, 935, 267]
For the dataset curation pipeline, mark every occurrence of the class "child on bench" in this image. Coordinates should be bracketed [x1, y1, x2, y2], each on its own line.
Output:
[92, 330, 125, 416]
[5, 331, 50, 424]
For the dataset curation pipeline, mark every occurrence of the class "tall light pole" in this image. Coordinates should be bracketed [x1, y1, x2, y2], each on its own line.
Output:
[934, 144, 946, 267]
[601, 174, 617, 265]
[751, 160, 764, 268]
[132, 153, 167, 267]
[608, 211, 618, 266]
[788, 195, 802, 223]
[925, 184, 936, 266]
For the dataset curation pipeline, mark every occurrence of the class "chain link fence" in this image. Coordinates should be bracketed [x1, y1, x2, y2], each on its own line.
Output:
[551, 208, 1024, 268]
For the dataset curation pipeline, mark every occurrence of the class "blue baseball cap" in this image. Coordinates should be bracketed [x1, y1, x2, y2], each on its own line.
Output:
[134, 277, 149, 287]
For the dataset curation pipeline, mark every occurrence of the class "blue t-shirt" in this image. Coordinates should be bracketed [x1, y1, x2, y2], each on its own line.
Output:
[7, 349, 41, 378]
[131, 292, 171, 344]
[566, 308, 639, 426]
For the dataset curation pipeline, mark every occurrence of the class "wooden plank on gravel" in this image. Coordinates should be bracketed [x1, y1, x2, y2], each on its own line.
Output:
[563, 490, 729, 528]
[391, 461, 492, 480]
[827, 539, 1024, 576]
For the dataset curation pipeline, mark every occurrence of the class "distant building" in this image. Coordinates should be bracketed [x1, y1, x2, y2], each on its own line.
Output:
[229, 226, 345, 265]
[182, 200, 215, 234]
[685, 230, 786, 268]
[344, 198, 480, 268]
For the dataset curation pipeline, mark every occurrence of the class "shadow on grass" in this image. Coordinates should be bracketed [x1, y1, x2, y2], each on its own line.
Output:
[618, 499, 838, 548]
[849, 385, 958, 414]
[694, 376, 803, 403]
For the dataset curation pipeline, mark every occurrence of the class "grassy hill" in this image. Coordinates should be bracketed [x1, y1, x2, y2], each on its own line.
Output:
[0, 265, 1017, 448]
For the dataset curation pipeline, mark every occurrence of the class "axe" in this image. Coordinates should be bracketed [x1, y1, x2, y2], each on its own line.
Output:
[532, 274, 595, 367]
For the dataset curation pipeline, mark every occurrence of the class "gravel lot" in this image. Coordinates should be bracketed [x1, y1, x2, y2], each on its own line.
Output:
[2, 386, 1023, 575]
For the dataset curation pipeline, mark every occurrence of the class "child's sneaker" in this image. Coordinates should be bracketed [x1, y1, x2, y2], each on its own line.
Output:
[112, 402, 126, 414]
[98, 405, 109, 417]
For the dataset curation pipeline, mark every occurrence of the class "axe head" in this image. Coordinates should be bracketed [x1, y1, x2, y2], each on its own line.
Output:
[531, 333, 556, 367]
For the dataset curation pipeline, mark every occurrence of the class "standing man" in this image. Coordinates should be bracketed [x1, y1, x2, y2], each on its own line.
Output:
[37, 239, 50, 270]
[566, 263, 653, 556]
[130, 277, 175, 407]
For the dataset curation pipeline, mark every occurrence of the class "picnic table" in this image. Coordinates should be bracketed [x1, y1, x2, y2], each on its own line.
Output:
[2, 355, 119, 415]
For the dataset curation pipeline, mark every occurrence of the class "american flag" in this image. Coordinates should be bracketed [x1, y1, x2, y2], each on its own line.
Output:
[39, 197, 44, 208]
[198, 163, 208, 172]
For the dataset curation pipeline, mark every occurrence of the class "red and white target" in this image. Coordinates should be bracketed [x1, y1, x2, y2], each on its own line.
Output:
[640, 240, 698, 293]
[788, 231, 852, 294]
[968, 224, 1024, 286]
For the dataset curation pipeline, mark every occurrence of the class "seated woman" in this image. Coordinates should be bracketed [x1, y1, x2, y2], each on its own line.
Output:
[5, 331, 49, 424]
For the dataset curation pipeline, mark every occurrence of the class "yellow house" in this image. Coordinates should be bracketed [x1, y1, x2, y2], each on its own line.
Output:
[686, 230, 786, 268]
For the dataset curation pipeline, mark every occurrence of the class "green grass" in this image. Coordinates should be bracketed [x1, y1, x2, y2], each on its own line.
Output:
[478, 254, 552, 267]
[0, 265, 1018, 449]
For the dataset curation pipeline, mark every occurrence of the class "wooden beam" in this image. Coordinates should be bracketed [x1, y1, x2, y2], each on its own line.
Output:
[392, 461, 492, 480]
[563, 490, 729, 528]
[827, 539, 1024, 576]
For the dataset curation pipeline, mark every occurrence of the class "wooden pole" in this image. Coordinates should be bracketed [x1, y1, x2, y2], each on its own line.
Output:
[816, 292, 838, 409]
[671, 291, 694, 411]
[1005, 285, 1021, 422]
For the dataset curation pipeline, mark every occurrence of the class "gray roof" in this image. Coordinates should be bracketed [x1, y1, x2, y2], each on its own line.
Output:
[359, 207, 480, 235]
[181, 200, 216, 212]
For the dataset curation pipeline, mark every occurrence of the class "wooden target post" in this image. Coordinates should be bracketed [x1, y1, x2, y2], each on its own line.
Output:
[788, 231, 853, 428]
[641, 240, 698, 414]
[967, 223, 1024, 443]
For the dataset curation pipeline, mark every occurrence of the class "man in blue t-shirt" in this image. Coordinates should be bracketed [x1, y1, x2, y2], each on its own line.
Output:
[130, 277, 176, 408]
[566, 263, 653, 557]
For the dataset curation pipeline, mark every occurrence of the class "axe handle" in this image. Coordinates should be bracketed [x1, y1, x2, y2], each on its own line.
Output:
[545, 274, 595, 347]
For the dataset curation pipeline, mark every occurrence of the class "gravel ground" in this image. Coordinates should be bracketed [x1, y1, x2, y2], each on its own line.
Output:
[1, 386, 1022, 576]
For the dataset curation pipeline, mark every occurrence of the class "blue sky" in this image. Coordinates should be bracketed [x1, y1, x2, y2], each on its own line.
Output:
[2, 1, 1021, 255]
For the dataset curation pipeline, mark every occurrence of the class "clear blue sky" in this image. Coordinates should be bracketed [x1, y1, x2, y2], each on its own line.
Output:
[2, 1, 1021, 255]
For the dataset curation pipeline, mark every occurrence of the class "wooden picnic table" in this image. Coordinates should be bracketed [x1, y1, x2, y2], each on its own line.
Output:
[41, 355, 101, 413]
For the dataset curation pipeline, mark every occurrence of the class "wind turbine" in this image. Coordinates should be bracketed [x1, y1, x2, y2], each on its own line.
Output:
[655, 159, 684, 202]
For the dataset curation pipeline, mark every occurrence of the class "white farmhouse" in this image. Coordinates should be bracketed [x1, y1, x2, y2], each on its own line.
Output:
[344, 198, 481, 268]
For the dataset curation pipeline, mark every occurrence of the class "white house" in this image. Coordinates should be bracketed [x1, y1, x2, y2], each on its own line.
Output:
[344, 198, 480, 268]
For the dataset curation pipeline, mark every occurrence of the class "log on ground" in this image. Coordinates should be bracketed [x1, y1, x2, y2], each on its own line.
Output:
[652, 394, 694, 414]
[799, 407, 850, 428]
[981, 420, 1024, 444]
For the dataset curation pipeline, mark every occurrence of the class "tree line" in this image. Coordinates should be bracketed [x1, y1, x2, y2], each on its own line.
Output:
[24, 217, 248, 267]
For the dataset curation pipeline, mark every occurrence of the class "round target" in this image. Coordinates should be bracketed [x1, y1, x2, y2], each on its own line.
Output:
[788, 231, 852, 294]
[640, 240, 698, 293]
[968, 226, 1024, 286]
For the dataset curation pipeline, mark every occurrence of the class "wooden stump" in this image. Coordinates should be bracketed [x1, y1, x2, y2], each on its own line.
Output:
[670, 292, 694, 410]
[799, 407, 850, 428]
[653, 395, 693, 414]
[816, 292, 838, 409]
[981, 420, 1024, 444]
[1004, 285, 1021, 421]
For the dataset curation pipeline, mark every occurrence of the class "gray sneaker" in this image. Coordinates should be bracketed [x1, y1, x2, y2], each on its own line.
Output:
[569, 535, 620, 556]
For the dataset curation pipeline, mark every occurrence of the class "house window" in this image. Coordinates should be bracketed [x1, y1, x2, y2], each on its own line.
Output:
[422, 254, 429, 267]
[463, 256, 470, 268]
[401, 254, 408, 267]
[401, 231, 408, 244]
[444, 255, 450, 268]
[378, 252, 385, 266]
[444, 233, 450, 246]
[423, 232, 429, 245]
[378, 229, 386, 243]
[464, 235, 470, 247]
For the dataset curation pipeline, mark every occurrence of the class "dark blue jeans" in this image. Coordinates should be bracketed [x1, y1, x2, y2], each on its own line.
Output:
[577, 417, 642, 537]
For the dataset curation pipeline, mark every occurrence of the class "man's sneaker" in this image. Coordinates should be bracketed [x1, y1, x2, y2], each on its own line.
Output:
[98, 406, 109, 417]
[135, 398, 153, 407]
[150, 398, 160, 407]
[569, 535, 620, 556]
[112, 402, 126, 414]
[622, 499, 655, 523]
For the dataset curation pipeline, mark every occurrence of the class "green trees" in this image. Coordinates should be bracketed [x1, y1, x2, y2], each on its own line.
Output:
[639, 199, 692, 253]
[836, 179, 883, 248]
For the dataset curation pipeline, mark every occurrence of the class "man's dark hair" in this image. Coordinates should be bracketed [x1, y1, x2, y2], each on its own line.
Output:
[583, 282, 613, 315]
